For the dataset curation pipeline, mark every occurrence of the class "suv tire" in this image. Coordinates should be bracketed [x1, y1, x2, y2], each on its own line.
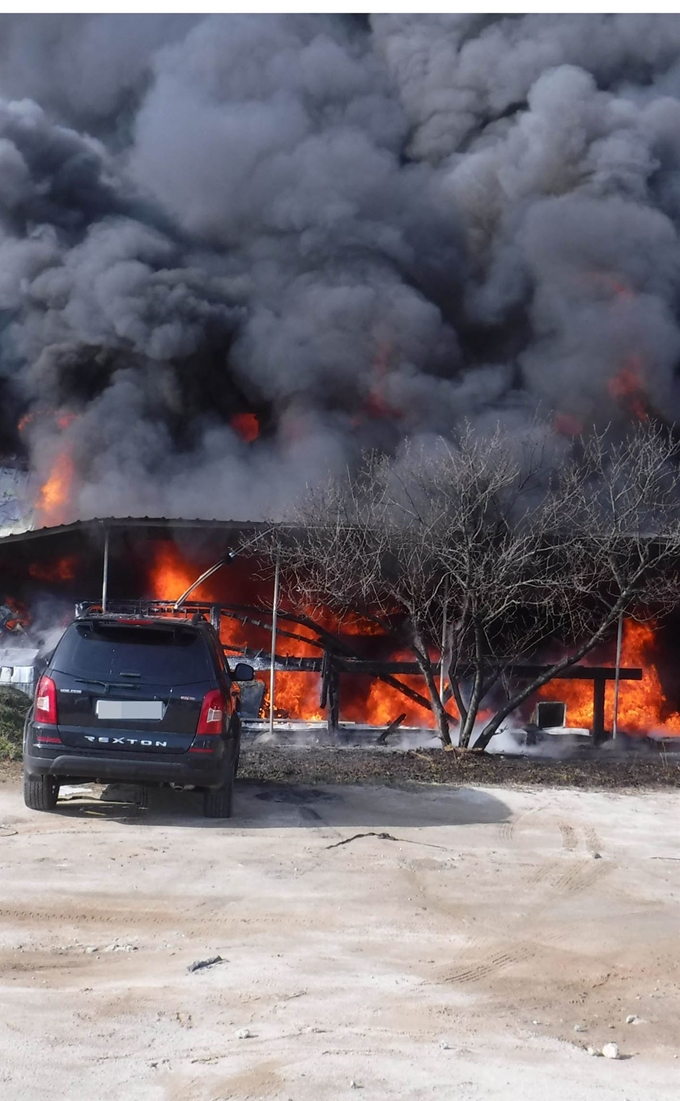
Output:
[23, 773, 59, 811]
[203, 760, 235, 819]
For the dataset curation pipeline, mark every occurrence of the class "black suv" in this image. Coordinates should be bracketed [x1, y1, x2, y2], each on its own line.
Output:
[22, 613, 254, 818]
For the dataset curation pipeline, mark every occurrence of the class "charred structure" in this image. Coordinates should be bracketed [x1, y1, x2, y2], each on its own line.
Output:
[3, 515, 680, 745]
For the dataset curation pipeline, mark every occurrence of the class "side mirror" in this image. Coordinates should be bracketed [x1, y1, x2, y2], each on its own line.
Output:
[232, 662, 254, 682]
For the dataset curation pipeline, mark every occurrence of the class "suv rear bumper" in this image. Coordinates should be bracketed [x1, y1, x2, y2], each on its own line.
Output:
[24, 735, 234, 790]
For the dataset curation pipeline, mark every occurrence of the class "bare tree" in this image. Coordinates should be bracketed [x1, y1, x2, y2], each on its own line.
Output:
[260, 456, 455, 743]
[258, 421, 680, 750]
[472, 422, 680, 748]
[387, 425, 581, 748]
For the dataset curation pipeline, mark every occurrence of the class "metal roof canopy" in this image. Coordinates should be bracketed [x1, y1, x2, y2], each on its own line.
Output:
[0, 517, 269, 620]
[0, 516, 266, 547]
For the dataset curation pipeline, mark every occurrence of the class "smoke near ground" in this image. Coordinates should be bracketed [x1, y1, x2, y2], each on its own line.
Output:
[1, 13, 680, 523]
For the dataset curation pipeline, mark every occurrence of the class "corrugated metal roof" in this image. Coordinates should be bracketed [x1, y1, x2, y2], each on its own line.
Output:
[0, 516, 267, 546]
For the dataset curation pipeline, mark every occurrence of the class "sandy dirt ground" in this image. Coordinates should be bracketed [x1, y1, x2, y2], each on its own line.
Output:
[0, 773, 678, 1100]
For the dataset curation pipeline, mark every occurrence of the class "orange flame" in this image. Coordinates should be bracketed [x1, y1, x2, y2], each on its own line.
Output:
[37, 450, 75, 526]
[145, 542, 440, 726]
[341, 672, 437, 728]
[29, 556, 77, 582]
[352, 339, 403, 426]
[537, 619, 680, 735]
[34, 411, 80, 526]
[148, 543, 201, 603]
[260, 613, 325, 722]
[263, 676, 324, 723]
[230, 412, 260, 442]
[147, 545, 249, 647]
[607, 354, 649, 421]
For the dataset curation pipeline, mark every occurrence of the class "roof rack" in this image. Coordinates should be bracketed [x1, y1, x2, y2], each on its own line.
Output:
[75, 599, 222, 630]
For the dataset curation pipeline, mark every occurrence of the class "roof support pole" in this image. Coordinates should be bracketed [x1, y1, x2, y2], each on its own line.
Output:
[612, 610, 624, 740]
[269, 549, 280, 736]
[101, 527, 110, 613]
[592, 674, 606, 744]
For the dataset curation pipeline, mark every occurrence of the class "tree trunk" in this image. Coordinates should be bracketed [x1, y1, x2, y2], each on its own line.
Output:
[457, 621, 486, 749]
[412, 627, 451, 748]
[449, 675, 468, 731]
[446, 634, 469, 737]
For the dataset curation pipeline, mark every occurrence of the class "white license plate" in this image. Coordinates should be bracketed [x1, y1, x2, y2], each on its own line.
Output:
[95, 700, 164, 721]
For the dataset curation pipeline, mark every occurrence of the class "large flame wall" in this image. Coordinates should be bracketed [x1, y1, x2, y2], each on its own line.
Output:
[3, 527, 680, 734]
[537, 619, 680, 736]
[148, 542, 437, 726]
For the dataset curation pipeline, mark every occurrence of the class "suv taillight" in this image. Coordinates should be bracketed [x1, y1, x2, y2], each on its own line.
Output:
[35, 675, 58, 724]
[196, 689, 228, 735]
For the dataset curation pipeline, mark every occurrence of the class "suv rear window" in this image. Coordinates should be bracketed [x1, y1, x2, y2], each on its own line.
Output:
[51, 621, 215, 686]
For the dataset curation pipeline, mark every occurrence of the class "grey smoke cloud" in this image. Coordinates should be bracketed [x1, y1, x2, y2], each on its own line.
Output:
[0, 14, 679, 524]
[0, 15, 199, 132]
[372, 14, 680, 161]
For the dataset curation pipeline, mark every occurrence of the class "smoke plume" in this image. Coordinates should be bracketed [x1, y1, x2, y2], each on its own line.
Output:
[1, 13, 680, 523]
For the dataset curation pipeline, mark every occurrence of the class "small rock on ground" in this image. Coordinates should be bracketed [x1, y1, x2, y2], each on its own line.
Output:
[187, 955, 223, 973]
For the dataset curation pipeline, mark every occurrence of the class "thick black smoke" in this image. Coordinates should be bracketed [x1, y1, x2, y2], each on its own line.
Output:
[1, 13, 679, 523]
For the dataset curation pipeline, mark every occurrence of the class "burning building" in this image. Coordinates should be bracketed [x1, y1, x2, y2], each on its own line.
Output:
[0, 516, 445, 730]
[2, 16, 680, 740]
[1, 512, 680, 743]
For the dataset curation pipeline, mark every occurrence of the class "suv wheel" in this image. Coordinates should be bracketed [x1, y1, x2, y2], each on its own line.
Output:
[203, 763, 235, 819]
[23, 773, 59, 812]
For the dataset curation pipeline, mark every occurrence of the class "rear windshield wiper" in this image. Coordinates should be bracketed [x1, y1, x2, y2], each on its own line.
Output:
[73, 677, 142, 692]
